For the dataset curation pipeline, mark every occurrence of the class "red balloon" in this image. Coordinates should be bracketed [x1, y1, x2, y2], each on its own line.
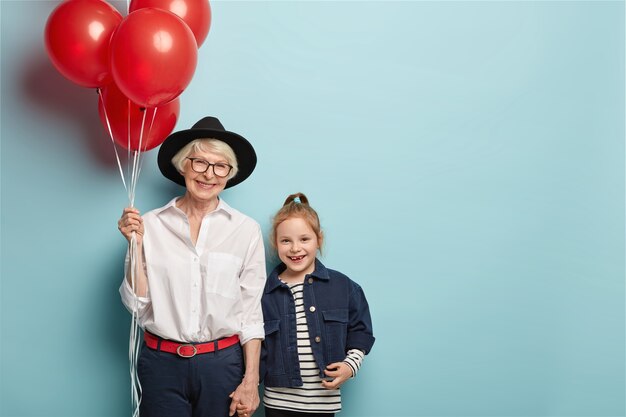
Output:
[98, 83, 180, 151]
[44, 0, 122, 87]
[129, 0, 211, 48]
[109, 8, 198, 108]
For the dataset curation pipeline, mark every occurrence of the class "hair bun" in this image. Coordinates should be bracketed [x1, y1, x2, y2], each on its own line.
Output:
[283, 192, 309, 206]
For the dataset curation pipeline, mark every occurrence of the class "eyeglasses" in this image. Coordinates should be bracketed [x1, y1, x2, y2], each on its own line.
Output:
[186, 158, 233, 178]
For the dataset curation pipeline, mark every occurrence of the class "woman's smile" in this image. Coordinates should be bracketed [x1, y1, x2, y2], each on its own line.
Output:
[195, 179, 217, 189]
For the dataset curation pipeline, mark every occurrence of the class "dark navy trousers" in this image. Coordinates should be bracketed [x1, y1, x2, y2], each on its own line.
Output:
[138, 342, 244, 417]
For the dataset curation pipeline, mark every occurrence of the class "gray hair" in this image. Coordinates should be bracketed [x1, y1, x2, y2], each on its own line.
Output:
[171, 139, 239, 180]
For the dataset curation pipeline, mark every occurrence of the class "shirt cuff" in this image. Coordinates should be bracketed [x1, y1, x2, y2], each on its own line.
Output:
[239, 323, 265, 345]
[343, 349, 365, 378]
[119, 279, 150, 313]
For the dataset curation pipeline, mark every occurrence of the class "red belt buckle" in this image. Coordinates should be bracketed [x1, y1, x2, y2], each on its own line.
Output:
[176, 344, 198, 358]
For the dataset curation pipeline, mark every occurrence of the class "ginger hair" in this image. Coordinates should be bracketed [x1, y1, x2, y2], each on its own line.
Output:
[270, 192, 324, 253]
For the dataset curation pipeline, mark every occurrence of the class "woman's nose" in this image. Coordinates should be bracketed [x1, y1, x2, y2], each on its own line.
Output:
[203, 165, 216, 178]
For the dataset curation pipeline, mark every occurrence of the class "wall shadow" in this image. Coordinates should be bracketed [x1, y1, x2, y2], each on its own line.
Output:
[20, 52, 125, 169]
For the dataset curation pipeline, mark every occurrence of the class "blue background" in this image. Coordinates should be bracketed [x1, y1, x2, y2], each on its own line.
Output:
[1, 1, 624, 416]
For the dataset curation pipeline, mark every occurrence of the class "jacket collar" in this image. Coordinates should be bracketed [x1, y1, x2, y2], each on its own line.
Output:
[265, 258, 330, 293]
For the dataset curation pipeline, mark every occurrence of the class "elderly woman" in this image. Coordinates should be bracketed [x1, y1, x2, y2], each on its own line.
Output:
[118, 117, 265, 417]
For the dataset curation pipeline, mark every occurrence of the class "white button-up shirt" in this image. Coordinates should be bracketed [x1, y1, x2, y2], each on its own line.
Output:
[120, 197, 266, 344]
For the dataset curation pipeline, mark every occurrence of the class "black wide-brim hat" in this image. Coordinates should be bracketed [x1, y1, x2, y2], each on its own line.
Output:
[157, 116, 257, 189]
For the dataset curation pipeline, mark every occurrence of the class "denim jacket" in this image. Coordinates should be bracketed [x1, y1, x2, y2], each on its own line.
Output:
[261, 259, 375, 387]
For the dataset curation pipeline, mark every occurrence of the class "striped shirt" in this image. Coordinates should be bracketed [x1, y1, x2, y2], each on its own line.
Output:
[263, 282, 365, 413]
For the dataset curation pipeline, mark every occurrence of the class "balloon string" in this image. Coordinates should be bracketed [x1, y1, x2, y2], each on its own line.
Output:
[97, 89, 128, 193]
[134, 107, 159, 187]
[128, 117, 146, 417]
[127, 99, 132, 191]
[137, 107, 147, 154]
[147, 107, 158, 144]
[129, 232, 142, 417]
[128, 118, 141, 417]
[100, 89, 143, 417]
[129, 151, 139, 207]
[129, 110, 148, 207]
[127, 114, 145, 417]
[116, 97, 143, 417]
[127, 107, 157, 417]
[128, 150, 143, 417]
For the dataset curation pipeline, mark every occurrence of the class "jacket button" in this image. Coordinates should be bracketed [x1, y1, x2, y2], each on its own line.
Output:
[315, 336, 321, 343]
[309, 306, 316, 312]
[308, 278, 313, 284]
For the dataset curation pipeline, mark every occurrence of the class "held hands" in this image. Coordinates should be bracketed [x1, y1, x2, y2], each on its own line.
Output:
[321, 362, 353, 390]
[229, 377, 260, 417]
[118, 207, 144, 245]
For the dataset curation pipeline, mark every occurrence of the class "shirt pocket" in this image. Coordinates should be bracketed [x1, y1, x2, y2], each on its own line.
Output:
[322, 309, 349, 362]
[262, 319, 285, 376]
[203, 252, 242, 299]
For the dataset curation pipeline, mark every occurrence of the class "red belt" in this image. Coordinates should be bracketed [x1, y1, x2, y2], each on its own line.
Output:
[144, 332, 239, 358]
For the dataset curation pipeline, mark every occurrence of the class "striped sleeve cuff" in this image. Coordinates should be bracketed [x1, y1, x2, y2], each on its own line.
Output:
[343, 349, 365, 378]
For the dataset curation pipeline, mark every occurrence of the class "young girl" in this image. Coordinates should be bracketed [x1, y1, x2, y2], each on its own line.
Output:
[260, 193, 375, 417]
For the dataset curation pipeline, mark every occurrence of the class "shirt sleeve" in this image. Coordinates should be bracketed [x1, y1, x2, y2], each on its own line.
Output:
[119, 249, 152, 322]
[238, 224, 267, 344]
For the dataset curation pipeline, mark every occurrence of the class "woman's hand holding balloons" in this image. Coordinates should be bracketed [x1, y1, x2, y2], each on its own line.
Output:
[118, 207, 148, 297]
[118, 207, 145, 246]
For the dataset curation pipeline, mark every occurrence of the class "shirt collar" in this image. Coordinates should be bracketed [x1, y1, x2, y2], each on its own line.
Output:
[215, 198, 235, 217]
[155, 196, 234, 218]
[265, 258, 330, 293]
